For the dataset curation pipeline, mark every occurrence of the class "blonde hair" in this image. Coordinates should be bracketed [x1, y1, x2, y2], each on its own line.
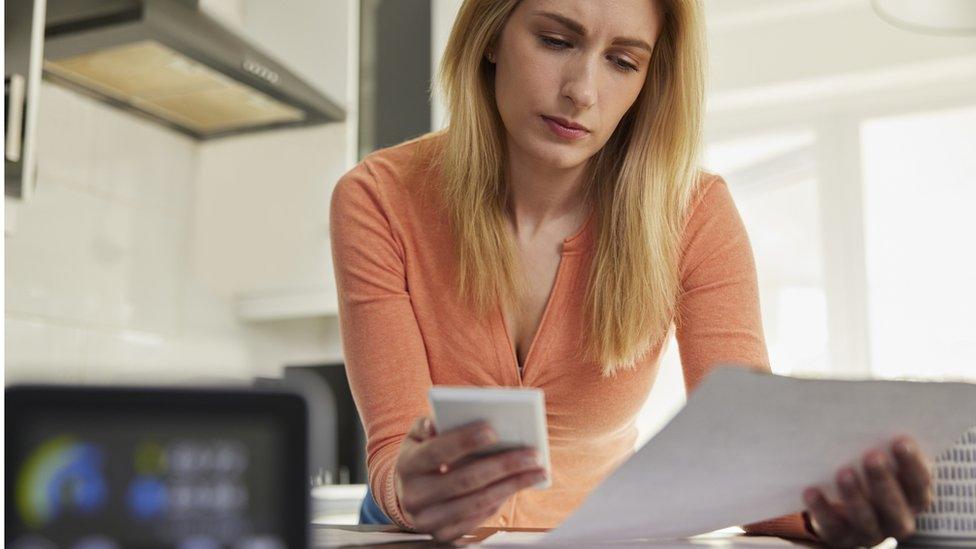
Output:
[435, 0, 707, 377]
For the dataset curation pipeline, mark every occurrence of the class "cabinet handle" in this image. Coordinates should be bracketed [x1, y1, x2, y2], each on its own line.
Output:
[5, 73, 26, 163]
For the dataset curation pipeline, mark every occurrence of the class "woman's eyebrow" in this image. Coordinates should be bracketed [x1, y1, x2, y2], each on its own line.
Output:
[531, 10, 653, 53]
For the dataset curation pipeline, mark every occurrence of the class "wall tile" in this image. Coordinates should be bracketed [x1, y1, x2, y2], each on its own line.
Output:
[8, 48, 351, 386]
[192, 124, 345, 295]
[5, 316, 86, 384]
[242, 316, 345, 378]
[83, 197, 182, 333]
[126, 209, 184, 334]
[5, 181, 94, 322]
[34, 82, 95, 189]
[84, 328, 253, 385]
[90, 99, 194, 218]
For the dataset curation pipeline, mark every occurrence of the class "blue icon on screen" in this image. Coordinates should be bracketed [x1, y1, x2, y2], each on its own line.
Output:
[127, 476, 168, 519]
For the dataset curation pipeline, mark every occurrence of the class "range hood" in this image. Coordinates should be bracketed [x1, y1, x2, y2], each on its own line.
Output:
[42, 0, 345, 139]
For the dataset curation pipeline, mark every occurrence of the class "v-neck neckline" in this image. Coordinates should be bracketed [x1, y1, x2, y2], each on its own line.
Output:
[497, 208, 596, 384]
[560, 207, 595, 254]
[498, 257, 565, 384]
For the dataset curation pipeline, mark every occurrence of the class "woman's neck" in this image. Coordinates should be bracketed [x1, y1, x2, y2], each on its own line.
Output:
[505, 145, 589, 238]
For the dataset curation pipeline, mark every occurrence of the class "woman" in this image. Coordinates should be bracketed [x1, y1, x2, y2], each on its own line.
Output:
[330, 0, 933, 545]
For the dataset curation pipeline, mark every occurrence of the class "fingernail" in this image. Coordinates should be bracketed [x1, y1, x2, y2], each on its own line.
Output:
[896, 439, 914, 457]
[840, 469, 857, 489]
[477, 428, 497, 445]
[867, 452, 889, 474]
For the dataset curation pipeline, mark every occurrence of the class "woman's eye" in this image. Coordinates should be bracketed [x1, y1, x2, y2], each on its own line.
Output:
[613, 58, 639, 73]
[539, 36, 639, 73]
[539, 36, 570, 49]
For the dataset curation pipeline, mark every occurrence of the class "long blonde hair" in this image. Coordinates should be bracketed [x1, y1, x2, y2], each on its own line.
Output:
[435, 0, 707, 377]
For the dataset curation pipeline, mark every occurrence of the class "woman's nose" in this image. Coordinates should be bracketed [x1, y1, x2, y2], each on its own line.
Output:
[560, 56, 597, 110]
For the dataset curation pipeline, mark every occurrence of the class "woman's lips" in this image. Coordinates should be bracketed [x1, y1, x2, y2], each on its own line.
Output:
[542, 115, 589, 140]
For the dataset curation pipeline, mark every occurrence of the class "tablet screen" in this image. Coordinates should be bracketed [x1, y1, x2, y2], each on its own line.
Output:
[5, 387, 307, 549]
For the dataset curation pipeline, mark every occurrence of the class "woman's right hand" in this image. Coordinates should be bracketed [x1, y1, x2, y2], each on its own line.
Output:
[394, 416, 547, 543]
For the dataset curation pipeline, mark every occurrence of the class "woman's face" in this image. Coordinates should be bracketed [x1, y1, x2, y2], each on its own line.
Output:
[492, 0, 663, 171]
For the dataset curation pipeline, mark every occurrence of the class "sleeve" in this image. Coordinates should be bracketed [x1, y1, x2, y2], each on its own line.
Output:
[674, 174, 820, 542]
[329, 159, 432, 530]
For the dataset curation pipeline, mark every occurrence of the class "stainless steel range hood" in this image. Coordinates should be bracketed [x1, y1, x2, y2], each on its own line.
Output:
[43, 0, 345, 140]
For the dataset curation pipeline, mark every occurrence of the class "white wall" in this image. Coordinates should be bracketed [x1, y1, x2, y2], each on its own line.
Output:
[706, 1, 976, 97]
[431, 0, 463, 131]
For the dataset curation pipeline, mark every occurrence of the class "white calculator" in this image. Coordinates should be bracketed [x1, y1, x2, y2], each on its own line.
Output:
[428, 386, 552, 489]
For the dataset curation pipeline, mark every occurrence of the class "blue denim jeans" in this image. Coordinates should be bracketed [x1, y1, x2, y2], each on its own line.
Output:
[359, 484, 394, 525]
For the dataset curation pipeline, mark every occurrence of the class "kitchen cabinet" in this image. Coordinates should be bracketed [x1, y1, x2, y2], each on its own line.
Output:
[5, 0, 46, 202]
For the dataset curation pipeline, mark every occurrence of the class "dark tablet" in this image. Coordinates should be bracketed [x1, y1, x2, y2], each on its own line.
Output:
[5, 385, 308, 549]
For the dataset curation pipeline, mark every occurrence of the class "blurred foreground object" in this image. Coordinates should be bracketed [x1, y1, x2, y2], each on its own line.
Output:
[5, 385, 308, 548]
[908, 425, 976, 547]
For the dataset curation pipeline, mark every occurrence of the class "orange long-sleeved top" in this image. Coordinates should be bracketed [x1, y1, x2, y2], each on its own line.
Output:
[329, 131, 818, 541]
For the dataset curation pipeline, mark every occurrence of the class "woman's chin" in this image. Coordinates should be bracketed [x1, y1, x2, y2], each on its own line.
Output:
[531, 142, 592, 171]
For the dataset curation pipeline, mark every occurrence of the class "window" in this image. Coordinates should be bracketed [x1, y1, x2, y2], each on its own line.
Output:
[636, 130, 830, 447]
[860, 104, 976, 382]
[635, 107, 976, 448]
[704, 130, 829, 377]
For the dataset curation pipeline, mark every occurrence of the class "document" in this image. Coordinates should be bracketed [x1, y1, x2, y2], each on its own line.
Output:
[311, 525, 432, 547]
[538, 366, 976, 544]
[480, 530, 810, 547]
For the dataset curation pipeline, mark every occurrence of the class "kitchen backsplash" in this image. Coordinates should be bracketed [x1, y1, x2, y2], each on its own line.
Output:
[5, 82, 345, 385]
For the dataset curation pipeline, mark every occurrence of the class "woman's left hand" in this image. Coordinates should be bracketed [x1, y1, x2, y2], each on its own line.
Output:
[802, 436, 934, 547]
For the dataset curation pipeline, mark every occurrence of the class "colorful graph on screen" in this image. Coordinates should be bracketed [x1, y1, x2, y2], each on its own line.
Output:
[16, 435, 108, 528]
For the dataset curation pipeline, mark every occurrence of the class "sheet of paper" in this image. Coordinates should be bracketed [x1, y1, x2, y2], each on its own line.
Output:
[479, 527, 745, 546]
[542, 366, 976, 544]
[480, 530, 810, 548]
[311, 525, 432, 547]
[478, 531, 548, 546]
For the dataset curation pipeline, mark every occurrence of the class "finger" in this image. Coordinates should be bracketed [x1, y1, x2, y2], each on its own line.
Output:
[416, 469, 543, 536]
[407, 416, 435, 442]
[892, 437, 934, 513]
[401, 421, 497, 475]
[804, 487, 857, 547]
[835, 466, 886, 546]
[408, 449, 545, 509]
[413, 469, 546, 534]
[864, 450, 918, 541]
[430, 499, 503, 544]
